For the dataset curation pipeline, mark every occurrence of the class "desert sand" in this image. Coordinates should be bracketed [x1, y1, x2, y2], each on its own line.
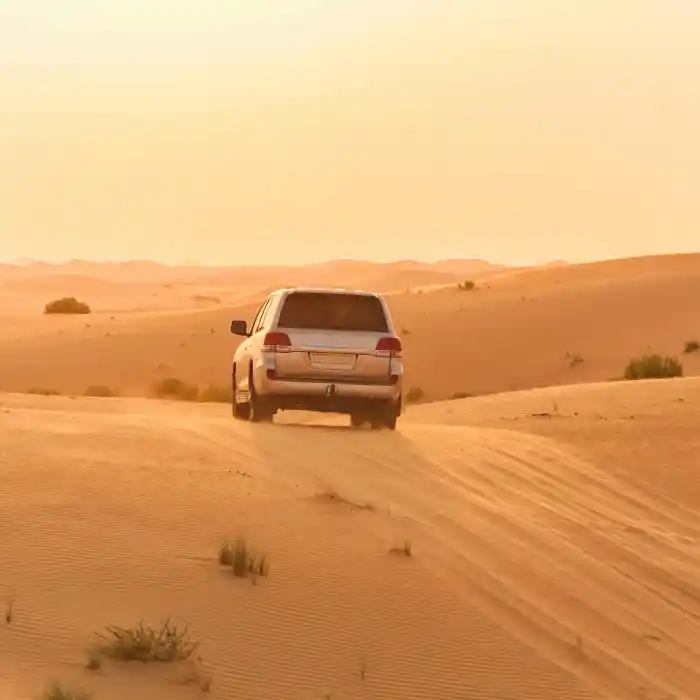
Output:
[1, 254, 700, 699]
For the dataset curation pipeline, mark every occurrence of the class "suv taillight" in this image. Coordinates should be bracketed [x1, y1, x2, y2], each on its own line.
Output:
[262, 331, 292, 352]
[374, 336, 402, 357]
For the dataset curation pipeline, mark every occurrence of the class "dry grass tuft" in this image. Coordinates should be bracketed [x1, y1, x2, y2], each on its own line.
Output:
[5, 596, 14, 624]
[623, 354, 683, 380]
[390, 541, 412, 557]
[93, 618, 197, 663]
[27, 387, 62, 396]
[219, 537, 269, 578]
[42, 682, 90, 700]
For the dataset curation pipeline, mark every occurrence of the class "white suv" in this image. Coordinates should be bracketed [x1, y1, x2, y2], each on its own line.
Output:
[230, 288, 404, 429]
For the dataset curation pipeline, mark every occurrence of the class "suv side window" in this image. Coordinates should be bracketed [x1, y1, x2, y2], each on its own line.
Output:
[250, 298, 270, 335]
[259, 296, 279, 331]
[253, 297, 273, 334]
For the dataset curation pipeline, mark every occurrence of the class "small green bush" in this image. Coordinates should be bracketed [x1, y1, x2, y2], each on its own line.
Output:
[44, 297, 91, 315]
[623, 354, 683, 380]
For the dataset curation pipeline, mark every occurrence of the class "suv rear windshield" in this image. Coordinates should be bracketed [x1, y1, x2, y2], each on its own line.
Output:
[277, 292, 389, 333]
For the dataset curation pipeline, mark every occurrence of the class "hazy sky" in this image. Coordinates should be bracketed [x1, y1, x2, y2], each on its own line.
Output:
[1, 0, 699, 266]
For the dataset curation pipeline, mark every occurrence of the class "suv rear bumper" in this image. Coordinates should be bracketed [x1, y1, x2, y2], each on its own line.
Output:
[253, 364, 402, 407]
[259, 375, 401, 398]
[265, 392, 399, 415]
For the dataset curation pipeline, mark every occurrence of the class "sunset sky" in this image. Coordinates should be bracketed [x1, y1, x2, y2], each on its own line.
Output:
[1, 0, 699, 266]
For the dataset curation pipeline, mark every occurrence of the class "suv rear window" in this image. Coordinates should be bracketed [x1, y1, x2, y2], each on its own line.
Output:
[277, 292, 389, 332]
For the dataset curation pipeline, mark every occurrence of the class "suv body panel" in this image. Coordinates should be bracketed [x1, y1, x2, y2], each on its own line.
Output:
[232, 288, 403, 414]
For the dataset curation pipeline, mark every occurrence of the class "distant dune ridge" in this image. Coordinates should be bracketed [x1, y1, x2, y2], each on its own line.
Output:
[0, 253, 698, 399]
[0, 256, 506, 284]
[1, 252, 700, 699]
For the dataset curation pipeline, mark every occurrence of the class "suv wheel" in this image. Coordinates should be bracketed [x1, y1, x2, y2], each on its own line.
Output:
[370, 401, 398, 431]
[232, 368, 251, 420]
[249, 367, 274, 423]
[350, 414, 366, 428]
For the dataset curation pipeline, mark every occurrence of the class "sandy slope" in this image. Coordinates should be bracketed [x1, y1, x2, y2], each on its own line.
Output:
[1, 379, 700, 699]
[404, 375, 700, 510]
[1, 254, 699, 399]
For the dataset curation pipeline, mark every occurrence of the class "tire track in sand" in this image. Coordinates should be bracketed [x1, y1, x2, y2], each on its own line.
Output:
[254, 421, 700, 700]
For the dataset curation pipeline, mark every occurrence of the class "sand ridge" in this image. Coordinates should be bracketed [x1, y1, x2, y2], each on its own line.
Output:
[1, 253, 699, 399]
[2, 379, 700, 698]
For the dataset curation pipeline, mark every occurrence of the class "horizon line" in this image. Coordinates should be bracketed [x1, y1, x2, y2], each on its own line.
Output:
[0, 255, 539, 269]
[3, 251, 700, 270]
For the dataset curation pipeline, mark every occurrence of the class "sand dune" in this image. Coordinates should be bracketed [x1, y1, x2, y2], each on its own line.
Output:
[1, 377, 699, 699]
[1, 254, 699, 399]
[404, 374, 700, 507]
[2, 254, 700, 698]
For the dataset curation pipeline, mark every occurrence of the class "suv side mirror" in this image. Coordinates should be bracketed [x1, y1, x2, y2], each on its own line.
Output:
[230, 319, 248, 337]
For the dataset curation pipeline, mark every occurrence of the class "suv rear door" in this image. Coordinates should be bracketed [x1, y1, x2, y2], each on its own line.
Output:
[270, 291, 398, 384]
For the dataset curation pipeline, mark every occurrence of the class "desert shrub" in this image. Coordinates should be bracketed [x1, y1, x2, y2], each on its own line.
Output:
[451, 391, 472, 400]
[198, 384, 233, 403]
[623, 354, 683, 380]
[406, 386, 425, 403]
[27, 387, 61, 396]
[457, 280, 476, 291]
[683, 339, 699, 354]
[192, 294, 221, 305]
[94, 618, 197, 663]
[150, 377, 198, 401]
[44, 297, 91, 315]
[84, 385, 118, 398]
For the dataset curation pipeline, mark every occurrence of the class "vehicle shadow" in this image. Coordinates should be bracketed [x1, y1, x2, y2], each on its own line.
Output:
[269, 419, 353, 433]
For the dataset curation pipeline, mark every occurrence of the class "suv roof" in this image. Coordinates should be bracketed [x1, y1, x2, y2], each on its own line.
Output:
[272, 287, 392, 334]
[274, 287, 381, 298]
